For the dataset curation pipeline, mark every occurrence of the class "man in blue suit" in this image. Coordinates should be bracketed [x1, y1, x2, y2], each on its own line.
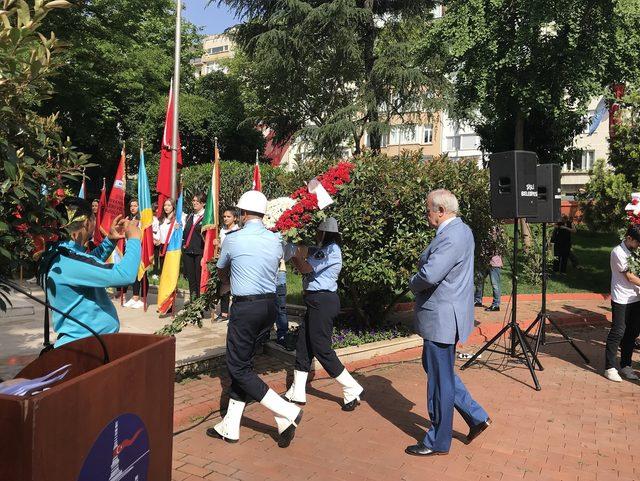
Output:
[406, 189, 491, 456]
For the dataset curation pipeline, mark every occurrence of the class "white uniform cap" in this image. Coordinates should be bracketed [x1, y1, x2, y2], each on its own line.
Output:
[236, 190, 268, 215]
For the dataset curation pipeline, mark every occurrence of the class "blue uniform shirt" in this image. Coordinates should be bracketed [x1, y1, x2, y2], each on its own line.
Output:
[303, 242, 342, 292]
[46, 237, 141, 347]
[216, 219, 283, 296]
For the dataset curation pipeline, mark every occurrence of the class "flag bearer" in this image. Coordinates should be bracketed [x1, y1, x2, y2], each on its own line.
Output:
[285, 218, 364, 411]
[206, 190, 302, 448]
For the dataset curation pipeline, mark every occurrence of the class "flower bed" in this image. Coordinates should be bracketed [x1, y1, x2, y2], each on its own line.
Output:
[331, 323, 412, 349]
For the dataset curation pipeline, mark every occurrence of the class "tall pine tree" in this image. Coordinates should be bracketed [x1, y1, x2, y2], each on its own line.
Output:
[221, 0, 447, 156]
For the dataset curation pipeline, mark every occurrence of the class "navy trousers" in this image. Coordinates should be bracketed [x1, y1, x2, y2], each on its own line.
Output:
[421, 339, 489, 452]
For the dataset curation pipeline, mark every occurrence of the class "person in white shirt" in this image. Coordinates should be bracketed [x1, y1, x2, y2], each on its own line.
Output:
[215, 208, 239, 321]
[154, 198, 176, 277]
[605, 224, 640, 382]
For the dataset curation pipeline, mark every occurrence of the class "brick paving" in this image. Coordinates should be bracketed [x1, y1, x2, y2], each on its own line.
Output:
[171, 325, 640, 481]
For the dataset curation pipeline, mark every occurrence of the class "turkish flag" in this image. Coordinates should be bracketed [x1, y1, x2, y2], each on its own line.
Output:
[156, 81, 182, 217]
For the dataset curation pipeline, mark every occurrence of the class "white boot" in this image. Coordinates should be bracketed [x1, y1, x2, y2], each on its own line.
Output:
[210, 399, 245, 442]
[260, 389, 303, 448]
[284, 370, 308, 404]
[335, 369, 364, 410]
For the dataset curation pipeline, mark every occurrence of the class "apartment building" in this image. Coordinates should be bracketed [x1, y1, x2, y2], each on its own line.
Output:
[191, 34, 235, 77]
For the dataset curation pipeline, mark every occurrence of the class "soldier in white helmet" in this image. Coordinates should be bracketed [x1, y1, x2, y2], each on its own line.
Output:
[206, 190, 302, 448]
[285, 218, 364, 411]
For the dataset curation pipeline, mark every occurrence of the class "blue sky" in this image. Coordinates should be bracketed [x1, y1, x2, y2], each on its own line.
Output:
[184, 1, 240, 35]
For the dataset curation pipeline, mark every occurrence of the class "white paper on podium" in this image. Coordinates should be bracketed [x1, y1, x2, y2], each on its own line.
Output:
[308, 177, 334, 209]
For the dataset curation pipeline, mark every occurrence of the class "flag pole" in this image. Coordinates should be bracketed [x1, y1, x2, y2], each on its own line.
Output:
[170, 0, 182, 201]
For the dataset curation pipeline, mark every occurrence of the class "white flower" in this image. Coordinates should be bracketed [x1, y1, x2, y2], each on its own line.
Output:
[263, 197, 297, 229]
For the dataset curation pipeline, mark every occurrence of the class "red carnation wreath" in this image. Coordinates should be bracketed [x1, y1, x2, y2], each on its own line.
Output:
[273, 161, 355, 242]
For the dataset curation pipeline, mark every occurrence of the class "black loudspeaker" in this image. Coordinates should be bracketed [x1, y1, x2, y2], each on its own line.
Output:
[489, 151, 538, 219]
[528, 163, 561, 223]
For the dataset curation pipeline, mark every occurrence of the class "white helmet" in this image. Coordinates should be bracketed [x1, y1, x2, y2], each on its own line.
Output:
[236, 190, 268, 214]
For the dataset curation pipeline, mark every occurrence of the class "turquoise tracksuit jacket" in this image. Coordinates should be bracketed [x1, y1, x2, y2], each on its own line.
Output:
[46, 237, 141, 347]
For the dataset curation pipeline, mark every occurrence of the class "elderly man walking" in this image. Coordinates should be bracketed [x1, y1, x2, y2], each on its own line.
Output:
[406, 189, 491, 456]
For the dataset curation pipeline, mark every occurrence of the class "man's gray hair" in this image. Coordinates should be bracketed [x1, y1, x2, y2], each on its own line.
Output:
[429, 189, 459, 214]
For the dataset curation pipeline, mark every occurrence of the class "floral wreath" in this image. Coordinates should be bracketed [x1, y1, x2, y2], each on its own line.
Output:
[273, 161, 355, 241]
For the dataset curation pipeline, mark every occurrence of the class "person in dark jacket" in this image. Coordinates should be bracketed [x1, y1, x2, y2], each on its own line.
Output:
[182, 192, 206, 301]
[551, 215, 576, 273]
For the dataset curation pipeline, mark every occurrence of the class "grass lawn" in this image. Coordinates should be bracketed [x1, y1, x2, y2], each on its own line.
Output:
[480, 227, 618, 296]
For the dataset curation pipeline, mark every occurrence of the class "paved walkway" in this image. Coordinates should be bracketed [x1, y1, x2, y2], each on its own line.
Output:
[171, 327, 640, 481]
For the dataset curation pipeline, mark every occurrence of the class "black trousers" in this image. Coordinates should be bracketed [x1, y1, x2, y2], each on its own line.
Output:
[153, 245, 164, 276]
[182, 252, 202, 299]
[553, 255, 569, 273]
[295, 291, 344, 378]
[605, 300, 640, 370]
[226, 298, 275, 402]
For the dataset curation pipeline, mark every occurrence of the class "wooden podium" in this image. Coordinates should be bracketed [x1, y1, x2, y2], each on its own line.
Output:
[0, 333, 175, 481]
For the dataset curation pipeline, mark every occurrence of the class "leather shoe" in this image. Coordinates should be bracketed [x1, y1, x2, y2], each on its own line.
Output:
[467, 418, 491, 443]
[405, 443, 448, 456]
[206, 427, 238, 443]
[485, 305, 500, 312]
[474, 302, 484, 307]
[278, 410, 303, 448]
[342, 391, 363, 412]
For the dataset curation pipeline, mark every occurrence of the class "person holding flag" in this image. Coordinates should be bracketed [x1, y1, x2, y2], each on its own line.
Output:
[182, 193, 206, 302]
[157, 192, 184, 315]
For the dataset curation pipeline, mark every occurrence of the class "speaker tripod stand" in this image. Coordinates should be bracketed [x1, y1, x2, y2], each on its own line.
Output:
[523, 223, 590, 364]
[461, 219, 543, 391]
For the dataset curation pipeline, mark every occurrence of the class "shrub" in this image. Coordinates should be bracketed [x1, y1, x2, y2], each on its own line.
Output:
[578, 158, 632, 232]
[333, 152, 501, 325]
[1, 1, 88, 286]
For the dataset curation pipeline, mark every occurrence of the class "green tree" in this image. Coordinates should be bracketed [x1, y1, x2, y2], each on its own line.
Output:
[137, 70, 265, 166]
[1, 0, 89, 286]
[610, 86, 640, 186]
[39, 0, 201, 184]
[221, 0, 447, 156]
[578, 158, 632, 232]
[419, 0, 633, 162]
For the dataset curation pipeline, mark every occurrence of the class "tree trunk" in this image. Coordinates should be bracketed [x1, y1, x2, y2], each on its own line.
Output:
[362, 0, 381, 154]
[514, 110, 532, 250]
[349, 284, 369, 327]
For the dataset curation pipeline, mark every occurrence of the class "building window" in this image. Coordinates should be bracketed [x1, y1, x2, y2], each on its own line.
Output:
[459, 133, 480, 151]
[566, 150, 595, 171]
[581, 150, 595, 170]
[401, 126, 417, 144]
[446, 135, 460, 151]
[422, 124, 433, 144]
[207, 45, 229, 55]
[389, 127, 400, 145]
